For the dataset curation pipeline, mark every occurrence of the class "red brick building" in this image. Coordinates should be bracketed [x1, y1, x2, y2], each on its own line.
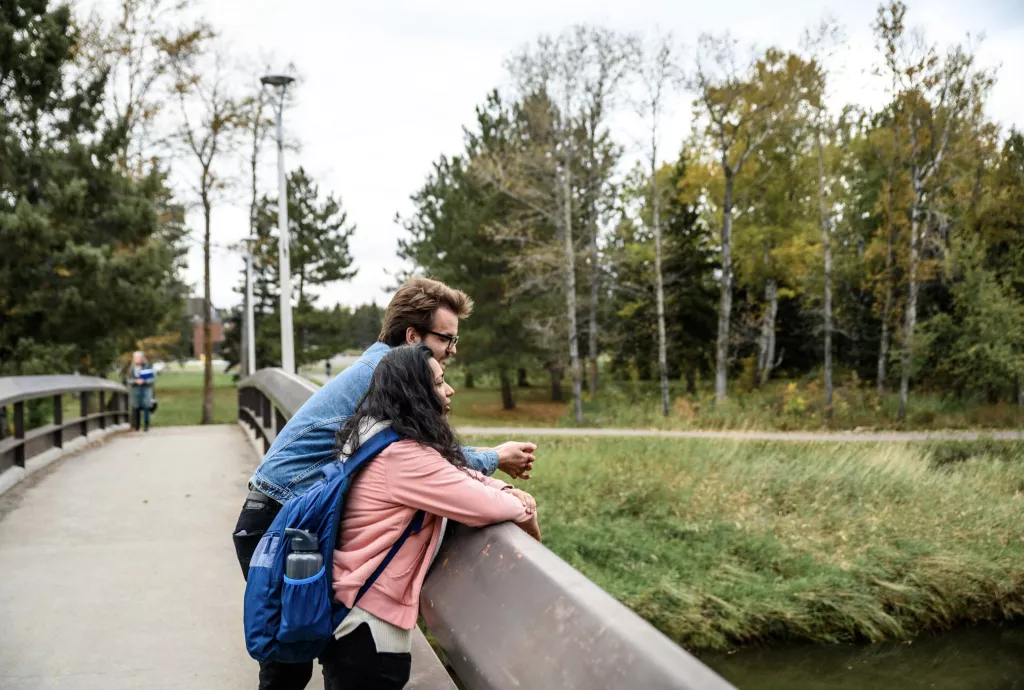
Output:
[192, 322, 226, 359]
[187, 297, 227, 359]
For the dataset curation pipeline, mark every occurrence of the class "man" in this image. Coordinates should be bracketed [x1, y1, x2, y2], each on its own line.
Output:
[233, 277, 536, 690]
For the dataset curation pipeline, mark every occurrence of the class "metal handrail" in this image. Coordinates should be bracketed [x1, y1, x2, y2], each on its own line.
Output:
[0, 375, 129, 475]
[237, 368, 317, 453]
[237, 367, 736, 690]
[423, 522, 737, 690]
[0, 375, 126, 407]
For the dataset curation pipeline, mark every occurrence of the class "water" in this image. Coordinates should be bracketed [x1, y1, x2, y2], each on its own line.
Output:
[701, 624, 1024, 690]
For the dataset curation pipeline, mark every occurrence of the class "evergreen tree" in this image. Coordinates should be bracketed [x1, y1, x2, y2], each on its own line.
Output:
[400, 93, 537, 409]
[608, 152, 717, 389]
[222, 166, 358, 373]
[253, 166, 357, 309]
[0, 0, 186, 375]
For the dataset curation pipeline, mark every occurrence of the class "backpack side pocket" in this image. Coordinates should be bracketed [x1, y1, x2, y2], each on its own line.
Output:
[278, 566, 333, 643]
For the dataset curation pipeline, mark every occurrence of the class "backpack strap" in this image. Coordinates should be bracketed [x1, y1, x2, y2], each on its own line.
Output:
[352, 509, 426, 607]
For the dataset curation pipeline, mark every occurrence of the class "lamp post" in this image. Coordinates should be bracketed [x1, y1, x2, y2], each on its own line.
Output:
[260, 73, 297, 374]
[241, 235, 258, 377]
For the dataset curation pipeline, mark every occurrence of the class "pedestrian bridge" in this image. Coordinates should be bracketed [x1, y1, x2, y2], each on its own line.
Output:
[0, 372, 734, 690]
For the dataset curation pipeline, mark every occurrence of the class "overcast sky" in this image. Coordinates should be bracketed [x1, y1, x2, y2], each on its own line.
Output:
[97, 0, 1024, 311]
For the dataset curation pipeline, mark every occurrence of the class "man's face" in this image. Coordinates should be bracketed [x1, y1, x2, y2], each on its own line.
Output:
[407, 307, 459, 369]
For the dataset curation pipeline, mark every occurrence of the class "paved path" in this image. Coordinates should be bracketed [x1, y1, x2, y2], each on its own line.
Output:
[456, 426, 1024, 442]
[0, 426, 453, 690]
[0, 426, 270, 690]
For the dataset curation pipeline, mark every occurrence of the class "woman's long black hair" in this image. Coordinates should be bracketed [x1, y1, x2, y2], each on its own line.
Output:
[336, 344, 466, 468]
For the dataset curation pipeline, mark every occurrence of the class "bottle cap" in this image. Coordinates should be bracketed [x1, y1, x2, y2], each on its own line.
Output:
[284, 528, 319, 551]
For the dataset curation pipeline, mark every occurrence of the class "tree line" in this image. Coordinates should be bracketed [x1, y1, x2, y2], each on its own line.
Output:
[1, 0, 371, 422]
[399, 3, 1023, 423]
[0, 0, 190, 377]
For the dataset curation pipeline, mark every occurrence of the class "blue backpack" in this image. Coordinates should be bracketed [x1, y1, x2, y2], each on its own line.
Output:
[243, 427, 425, 663]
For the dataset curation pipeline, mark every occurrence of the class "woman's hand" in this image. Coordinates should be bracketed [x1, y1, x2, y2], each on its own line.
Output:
[517, 513, 541, 542]
[508, 488, 536, 515]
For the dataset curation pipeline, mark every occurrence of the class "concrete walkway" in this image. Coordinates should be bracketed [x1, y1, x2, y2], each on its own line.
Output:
[456, 426, 1024, 442]
[0, 426, 272, 690]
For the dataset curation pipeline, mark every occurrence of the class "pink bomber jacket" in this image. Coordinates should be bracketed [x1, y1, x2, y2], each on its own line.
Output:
[331, 439, 530, 629]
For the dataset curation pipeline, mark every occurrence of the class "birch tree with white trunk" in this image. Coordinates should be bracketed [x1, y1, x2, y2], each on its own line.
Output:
[874, 0, 994, 422]
[688, 36, 799, 403]
[634, 34, 678, 416]
[476, 34, 588, 424]
[576, 26, 632, 397]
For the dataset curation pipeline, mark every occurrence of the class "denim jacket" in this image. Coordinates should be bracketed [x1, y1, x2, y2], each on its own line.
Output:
[249, 342, 498, 503]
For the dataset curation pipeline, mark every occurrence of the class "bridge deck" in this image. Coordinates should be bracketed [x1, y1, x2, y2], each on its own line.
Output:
[0, 426, 263, 689]
[0, 426, 359, 689]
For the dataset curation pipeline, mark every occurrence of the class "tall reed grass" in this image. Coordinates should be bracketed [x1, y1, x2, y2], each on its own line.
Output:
[476, 434, 1024, 651]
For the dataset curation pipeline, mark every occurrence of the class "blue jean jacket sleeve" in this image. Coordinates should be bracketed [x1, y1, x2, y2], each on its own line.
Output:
[462, 446, 498, 476]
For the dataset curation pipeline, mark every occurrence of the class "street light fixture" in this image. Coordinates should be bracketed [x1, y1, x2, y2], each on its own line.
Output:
[241, 235, 259, 377]
[260, 74, 295, 88]
[261, 72, 297, 373]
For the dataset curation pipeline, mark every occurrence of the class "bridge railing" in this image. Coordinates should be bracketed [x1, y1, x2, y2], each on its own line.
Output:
[238, 368, 736, 690]
[0, 375, 129, 482]
[237, 368, 316, 454]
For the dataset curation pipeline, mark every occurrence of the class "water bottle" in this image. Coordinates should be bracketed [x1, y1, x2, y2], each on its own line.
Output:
[284, 528, 323, 579]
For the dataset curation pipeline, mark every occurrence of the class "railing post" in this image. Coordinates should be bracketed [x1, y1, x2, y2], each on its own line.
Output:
[53, 394, 63, 449]
[98, 391, 106, 430]
[261, 392, 273, 454]
[13, 400, 25, 468]
[80, 391, 90, 436]
[262, 393, 271, 433]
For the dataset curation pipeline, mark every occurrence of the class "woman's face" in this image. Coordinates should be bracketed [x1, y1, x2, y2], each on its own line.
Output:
[428, 357, 455, 415]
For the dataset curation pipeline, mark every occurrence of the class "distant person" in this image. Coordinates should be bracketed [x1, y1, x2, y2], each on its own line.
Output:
[128, 351, 155, 432]
[322, 344, 540, 688]
[233, 277, 537, 690]
[325, 360, 332, 379]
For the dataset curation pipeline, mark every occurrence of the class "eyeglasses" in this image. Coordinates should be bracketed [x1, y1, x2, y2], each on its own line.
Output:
[423, 330, 459, 353]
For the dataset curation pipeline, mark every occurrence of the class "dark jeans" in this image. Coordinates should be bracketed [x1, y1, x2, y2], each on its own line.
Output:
[233, 497, 413, 690]
[234, 494, 316, 690]
[321, 623, 412, 689]
[130, 385, 152, 431]
[132, 407, 150, 431]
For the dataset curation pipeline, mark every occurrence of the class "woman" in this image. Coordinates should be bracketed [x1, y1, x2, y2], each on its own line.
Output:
[127, 351, 155, 432]
[323, 344, 540, 689]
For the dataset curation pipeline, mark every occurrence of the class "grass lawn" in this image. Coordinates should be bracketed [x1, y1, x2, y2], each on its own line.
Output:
[468, 433, 1024, 652]
[448, 386, 567, 427]
[147, 371, 237, 427]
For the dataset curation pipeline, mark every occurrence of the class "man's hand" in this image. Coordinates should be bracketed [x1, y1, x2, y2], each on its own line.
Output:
[516, 513, 541, 542]
[495, 441, 536, 480]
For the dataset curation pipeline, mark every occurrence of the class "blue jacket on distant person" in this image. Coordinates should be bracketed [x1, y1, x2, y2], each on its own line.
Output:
[249, 342, 498, 503]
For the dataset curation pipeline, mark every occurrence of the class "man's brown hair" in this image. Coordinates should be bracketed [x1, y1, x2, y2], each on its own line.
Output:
[378, 277, 473, 346]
